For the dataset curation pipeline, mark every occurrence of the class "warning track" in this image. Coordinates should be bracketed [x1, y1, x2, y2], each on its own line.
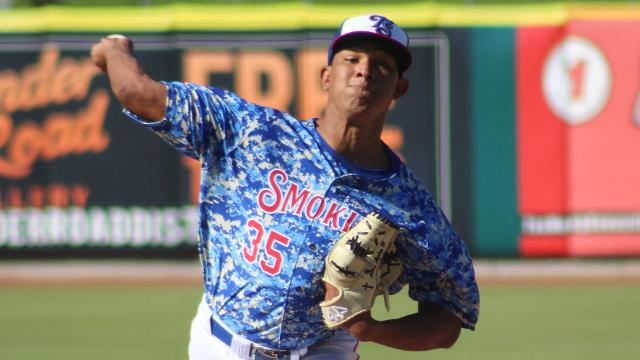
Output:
[1, 259, 640, 286]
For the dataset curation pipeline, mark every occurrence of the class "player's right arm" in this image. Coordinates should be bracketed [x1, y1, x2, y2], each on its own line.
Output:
[90, 36, 166, 121]
[91, 36, 267, 161]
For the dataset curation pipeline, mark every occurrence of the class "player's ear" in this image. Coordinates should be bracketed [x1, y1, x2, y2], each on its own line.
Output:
[321, 65, 331, 90]
[393, 78, 409, 99]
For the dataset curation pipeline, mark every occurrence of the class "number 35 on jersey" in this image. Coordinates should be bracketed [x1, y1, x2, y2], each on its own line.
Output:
[242, 219, 291, 276]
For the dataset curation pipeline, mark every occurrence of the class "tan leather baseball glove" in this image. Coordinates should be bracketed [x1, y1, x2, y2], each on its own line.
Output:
[319, 212, 402, 328]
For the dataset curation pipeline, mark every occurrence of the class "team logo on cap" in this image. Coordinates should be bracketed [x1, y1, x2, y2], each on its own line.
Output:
[369, 15, 394, 37]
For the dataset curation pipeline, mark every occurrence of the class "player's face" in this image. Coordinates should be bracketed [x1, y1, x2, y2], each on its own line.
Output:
[322, 43, 408, 119]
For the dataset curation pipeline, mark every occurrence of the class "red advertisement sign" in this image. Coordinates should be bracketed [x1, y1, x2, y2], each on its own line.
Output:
[518, 21, 640, 256]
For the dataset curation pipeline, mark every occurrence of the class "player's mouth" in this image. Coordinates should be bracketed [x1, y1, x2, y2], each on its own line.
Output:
[348, 83, 375, 96]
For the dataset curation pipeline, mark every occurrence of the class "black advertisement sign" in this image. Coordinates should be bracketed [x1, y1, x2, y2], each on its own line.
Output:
[0, 32, 445, 257]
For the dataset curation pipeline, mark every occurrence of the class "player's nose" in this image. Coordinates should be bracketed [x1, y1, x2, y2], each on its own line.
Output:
[355, 58, 375, 81]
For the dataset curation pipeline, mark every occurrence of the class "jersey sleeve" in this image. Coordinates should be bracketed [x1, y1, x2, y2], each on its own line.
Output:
[401, 194, 480, 330]
[123, 81, 257, 161]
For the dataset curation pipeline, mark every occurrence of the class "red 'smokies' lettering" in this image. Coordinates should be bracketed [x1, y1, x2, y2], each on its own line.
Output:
[256, 168, 359, 231]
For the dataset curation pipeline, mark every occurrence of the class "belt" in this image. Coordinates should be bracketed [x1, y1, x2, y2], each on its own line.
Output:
[209, 316, 298, 360]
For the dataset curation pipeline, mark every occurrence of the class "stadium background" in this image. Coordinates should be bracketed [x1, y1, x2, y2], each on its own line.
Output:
[1, 1, 639, 359]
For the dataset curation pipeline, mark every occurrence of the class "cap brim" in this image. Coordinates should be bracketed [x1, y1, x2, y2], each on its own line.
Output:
[330, 32, 412, 73]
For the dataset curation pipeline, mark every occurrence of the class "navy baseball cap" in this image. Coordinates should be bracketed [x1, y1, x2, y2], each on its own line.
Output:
[328, 14, 412, 73]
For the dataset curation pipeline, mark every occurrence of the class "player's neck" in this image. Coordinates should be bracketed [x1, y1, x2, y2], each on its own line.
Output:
[316, 109, 390, 170]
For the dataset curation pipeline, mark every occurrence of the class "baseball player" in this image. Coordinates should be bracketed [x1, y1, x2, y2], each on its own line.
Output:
[91, 14, 479, 360]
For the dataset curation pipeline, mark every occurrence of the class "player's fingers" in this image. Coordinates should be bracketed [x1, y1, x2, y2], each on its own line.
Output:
[89, 43, 107, 72]
[323, 280, 340, 300]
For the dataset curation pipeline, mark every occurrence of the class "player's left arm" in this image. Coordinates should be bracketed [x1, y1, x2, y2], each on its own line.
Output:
[338, 303, 462, 350]
[337, 196, 478, 350]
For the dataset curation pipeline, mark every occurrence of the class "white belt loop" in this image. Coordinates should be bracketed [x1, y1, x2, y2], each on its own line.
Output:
[289, 347, 308, 360]
[230, 335, 253, 359]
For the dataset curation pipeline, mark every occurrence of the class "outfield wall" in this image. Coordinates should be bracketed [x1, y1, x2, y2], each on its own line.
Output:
[1, 3, 640, 258]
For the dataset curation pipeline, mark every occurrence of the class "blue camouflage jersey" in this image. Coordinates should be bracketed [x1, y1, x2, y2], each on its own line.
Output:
[125, 81, 480, 350]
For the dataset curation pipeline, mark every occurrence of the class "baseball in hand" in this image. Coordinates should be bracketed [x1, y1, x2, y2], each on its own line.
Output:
[105, 34, 134, 51]
[106, 34, 128, 40]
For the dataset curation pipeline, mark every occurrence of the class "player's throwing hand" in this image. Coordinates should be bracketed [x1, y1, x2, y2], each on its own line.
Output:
[90, 34, 134, 72]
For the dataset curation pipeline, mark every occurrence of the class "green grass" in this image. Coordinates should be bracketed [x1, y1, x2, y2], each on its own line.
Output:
[367, 285, 640, 360]
[0, 286, 199, 360]
[1, 285, 639, 360]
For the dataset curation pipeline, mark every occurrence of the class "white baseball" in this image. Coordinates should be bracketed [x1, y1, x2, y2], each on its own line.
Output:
[106, 34, 128, 40]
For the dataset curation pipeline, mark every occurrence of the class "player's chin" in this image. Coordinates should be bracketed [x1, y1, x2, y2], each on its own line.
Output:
[346, 96, 377, 112]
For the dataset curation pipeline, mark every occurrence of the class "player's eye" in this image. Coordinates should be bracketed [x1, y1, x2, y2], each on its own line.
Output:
[376, 59, 396, 74]
[343, 56, 358, 63]
[374, 61, 389, 73]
